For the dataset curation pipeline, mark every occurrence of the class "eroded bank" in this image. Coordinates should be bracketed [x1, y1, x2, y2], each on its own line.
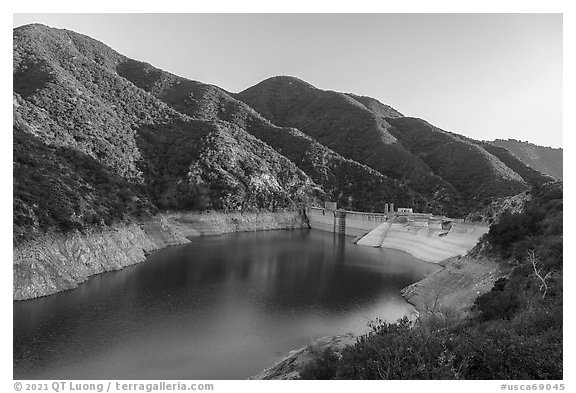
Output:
[13, 211, 307, 300]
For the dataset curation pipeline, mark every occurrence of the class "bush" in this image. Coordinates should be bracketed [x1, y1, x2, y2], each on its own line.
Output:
[300, 348, 339, 380]
[300, 303, 562, 380]
[474, 290, 521, 320]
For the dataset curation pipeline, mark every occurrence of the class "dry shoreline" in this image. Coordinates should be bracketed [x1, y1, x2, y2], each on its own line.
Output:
[400, 255, 502, 319]
[13, 211, 307, 301]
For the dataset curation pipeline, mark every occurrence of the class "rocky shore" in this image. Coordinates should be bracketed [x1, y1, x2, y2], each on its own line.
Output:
[13, 210, 307, 301]
[400, 254, 502, 319]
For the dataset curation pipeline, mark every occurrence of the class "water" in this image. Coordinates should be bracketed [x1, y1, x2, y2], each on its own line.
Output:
[13, 229, 440, 380]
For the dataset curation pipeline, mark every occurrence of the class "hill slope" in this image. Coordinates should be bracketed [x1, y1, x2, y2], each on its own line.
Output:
[487, 139, 563, 180]
[13, 24, 320, 243]
[115, 59, 418, 212]
[475, 141, 554, 187]
[14, 24, 555, 241]
[237, 76, 531, 216]
[384, 117, 528, 205]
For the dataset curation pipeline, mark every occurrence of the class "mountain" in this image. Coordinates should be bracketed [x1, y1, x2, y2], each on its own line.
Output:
[383, 118, 554, 203]
[476, 141, 554, 187]
[487, 139, 563, 180]
[344, 93, 404, 119]
[236, 76, 534, 216]
[13, 24, 558, 243]
[115, 60, 418, 212]
[13, 24, 321, 243]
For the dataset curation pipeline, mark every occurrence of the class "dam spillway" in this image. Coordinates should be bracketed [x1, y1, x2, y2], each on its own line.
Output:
[305, 207, 489, 263]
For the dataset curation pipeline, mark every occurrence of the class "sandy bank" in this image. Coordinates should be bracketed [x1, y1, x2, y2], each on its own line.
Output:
[13, 211, 306, 300]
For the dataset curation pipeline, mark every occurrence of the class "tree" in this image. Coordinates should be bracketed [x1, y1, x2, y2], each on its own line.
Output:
[527, 249, 551, 299]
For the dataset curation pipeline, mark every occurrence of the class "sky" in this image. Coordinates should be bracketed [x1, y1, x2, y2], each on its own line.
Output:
[12, 13, 563, 148]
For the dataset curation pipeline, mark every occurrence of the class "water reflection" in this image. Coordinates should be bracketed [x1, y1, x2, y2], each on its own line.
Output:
[14, 229, 439, 380]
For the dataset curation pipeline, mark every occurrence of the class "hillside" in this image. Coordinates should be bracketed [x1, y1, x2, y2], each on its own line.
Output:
[476, 142, 554, 187]
[384, 117, 529, 206]
[13, 24, 321, 243]
[487, 139, 563, 180]
[237, 77, 531, 216]
[345, 93, 404, 119]
[14, 24, 559, 242]
[115, 60, 418, 212]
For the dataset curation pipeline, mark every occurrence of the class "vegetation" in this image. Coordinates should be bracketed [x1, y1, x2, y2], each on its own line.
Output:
[479, 142, 553, 187]
[13, 24, 321, 244]
[489, 139, 563, 181]
[301, 182, 562, 379]
[12, 24, 561, 244]
[236, 77, 548, 217]
[237, 77, 464, 216]
[386, 117, 529, 215]
[116, 62, 420, 213]
[13, 126, 155, 243]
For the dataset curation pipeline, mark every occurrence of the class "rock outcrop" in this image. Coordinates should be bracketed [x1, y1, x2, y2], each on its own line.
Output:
[401, 255, 502, 319]
[13, 220, 188, 300]
[13, 211, 307, 300]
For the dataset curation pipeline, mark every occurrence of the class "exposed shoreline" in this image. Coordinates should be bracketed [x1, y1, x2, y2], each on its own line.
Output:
[400, 254, 502, 319]
[13, 210, 307, 301]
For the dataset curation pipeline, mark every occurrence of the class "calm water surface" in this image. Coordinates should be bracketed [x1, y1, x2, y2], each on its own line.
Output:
[14, 229, 440, 379]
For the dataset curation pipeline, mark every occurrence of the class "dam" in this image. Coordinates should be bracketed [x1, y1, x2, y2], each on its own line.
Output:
[305, 205, 489, 263]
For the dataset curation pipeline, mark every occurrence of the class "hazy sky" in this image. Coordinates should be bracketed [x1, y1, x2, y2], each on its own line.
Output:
[13, 13, 563, 147]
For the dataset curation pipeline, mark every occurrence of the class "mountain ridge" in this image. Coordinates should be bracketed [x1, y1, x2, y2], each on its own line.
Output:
[237, 76, 543, 216]
[115, 60, 419, 212]
[487, 139, 562, 180]
[13, 24, 322, 243]
[13, 23, 559, 242]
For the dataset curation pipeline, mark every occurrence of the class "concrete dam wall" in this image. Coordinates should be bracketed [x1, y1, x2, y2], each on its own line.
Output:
[306, 207, 387, 237]
[306, 207, 489, 263]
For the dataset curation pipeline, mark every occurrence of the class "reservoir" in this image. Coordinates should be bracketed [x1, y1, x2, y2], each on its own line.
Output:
[14, 229, 440, 380]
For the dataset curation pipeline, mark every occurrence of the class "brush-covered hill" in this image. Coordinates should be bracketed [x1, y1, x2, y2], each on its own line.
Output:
[384, 118, 537, 204]
[13, 24, 321, 243]
[14, 24, 558, 242]
[475, 141, 554, 187]
[236, 76, 461, 214]
[114, 59, 418, 212]
[487, 139, 563, 181]
[237, 77, 539, 216]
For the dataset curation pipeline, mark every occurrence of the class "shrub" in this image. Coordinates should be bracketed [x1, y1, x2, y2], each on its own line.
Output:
[474, 290, 521, 320]
[300, 348, 339, 380]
